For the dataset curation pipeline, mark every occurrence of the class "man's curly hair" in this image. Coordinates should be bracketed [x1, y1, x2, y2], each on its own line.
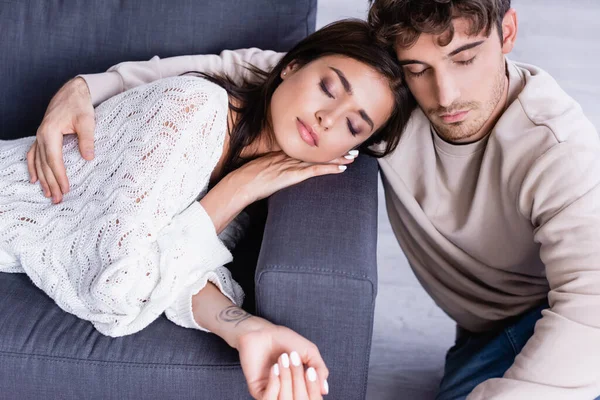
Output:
[368, 0, 511, 49]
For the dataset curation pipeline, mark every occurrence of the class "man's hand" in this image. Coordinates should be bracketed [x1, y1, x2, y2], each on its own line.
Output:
[27, 77, 95, 203]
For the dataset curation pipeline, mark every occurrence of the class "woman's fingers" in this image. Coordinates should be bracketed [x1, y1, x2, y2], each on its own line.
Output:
[290, 351, 310, 400]
[278, 353, 293, 400]
[299, 345, 329, 396]
[327, 150, 359, 165]
[261, 364, 281, 400]
[305, 367, 323, 400]
[327, 156, 355, 165]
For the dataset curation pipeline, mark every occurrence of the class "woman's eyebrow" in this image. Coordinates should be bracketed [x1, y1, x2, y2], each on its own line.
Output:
[329, 66, 374, 131]
[329, 67, 352, 95]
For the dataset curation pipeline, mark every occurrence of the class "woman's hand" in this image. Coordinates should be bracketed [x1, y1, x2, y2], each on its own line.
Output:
[228, 151, 357, 205]
[200, 150, 358, 234]
[27, 77, 96, 204]
[235, 319, 329, 400]
[191, 284, 329, 399]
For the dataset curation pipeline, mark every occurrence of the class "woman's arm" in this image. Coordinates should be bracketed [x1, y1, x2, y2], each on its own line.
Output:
[193, 282, 330, 400]
[191, 281, 263, 348]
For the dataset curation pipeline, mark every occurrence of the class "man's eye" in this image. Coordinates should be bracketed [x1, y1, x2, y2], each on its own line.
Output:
[319, 79, 334, 99]
[407, 68, 428, 78]
[456, 56, 476, 66]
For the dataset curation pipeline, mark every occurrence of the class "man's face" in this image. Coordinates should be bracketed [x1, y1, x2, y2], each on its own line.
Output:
[395, 18, 512, 143]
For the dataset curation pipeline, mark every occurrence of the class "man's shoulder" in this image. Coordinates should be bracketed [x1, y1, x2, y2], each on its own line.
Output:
[506, 61, 597, 145]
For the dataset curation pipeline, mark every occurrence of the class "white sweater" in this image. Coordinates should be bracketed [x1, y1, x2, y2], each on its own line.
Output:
[0, 76, 245, 337]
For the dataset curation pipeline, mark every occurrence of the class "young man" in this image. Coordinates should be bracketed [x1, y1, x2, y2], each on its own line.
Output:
[27, 1, 600, 399]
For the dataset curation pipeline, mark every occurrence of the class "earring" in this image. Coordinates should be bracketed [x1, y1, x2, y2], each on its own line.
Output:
[283, 72, 287, 76]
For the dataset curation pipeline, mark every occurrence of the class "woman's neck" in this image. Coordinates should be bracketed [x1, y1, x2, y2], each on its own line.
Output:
[210, 96, 279, 185]
[228, 101, 279, 159]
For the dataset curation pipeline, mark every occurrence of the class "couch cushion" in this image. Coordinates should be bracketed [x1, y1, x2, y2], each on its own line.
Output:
[0, 272, 253, 398]
[0, 0, 317, 140]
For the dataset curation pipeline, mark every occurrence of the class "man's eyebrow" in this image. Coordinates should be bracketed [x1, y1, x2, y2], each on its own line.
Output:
[398, 40, 485, 65]
[398, 59, 429, 67]
[329, 66, 374, 131]
[447, 40, 485, 57]
[329, 67, 352, 95]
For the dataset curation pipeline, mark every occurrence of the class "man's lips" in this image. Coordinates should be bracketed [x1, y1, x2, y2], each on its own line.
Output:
[296, 118, 319, 146]
[439, 110, 470, 123]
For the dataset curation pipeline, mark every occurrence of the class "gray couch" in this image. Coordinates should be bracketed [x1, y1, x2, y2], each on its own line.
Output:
[0, 1, 378, 399]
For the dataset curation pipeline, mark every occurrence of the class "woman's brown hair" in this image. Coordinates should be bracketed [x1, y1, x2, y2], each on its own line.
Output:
[186, 19, 415, 181]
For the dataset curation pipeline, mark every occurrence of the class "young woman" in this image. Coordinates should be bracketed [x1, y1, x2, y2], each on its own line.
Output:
[0, 20, 412, 399]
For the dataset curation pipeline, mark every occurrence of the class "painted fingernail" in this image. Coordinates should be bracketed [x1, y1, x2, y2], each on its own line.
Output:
[348, 150, 359, 156]
[273, 363, 280, 376]
[324, 379, 329, 395]
[344, 155, 355, 160]
[281, 353, 290, 368]
[338, 165, 347, 171]
[290, 351, 301, 367]
[307, 367, 317, 382]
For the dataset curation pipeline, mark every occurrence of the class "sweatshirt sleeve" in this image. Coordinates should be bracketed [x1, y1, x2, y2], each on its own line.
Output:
[469, 142, 600, 399]
[79, 48, 285, 106]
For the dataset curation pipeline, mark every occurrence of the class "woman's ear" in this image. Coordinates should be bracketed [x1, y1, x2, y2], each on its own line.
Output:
[281, 61, 301, 80]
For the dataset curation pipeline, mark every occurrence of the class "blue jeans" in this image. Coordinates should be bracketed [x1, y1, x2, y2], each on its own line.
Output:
[436, 302, 600, 400]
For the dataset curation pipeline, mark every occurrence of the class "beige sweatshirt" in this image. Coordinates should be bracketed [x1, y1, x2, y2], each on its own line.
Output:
[80, 51, 600, 399]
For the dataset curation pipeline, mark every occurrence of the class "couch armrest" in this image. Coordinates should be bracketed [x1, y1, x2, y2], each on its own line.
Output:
[255, 155, 379, 400]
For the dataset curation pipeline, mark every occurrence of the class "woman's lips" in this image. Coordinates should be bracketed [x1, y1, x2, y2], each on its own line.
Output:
[296, 118, 318, 146]
[440, 110, 470, 124]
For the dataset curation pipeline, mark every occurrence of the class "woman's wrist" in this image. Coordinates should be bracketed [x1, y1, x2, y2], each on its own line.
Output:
[191, 282, 271, 349]
[220, 312, 271, 350]
[199, 175, 250, 234]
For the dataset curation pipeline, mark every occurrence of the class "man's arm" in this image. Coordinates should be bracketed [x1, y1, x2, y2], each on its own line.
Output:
[29, 48, 284, 203]
[80, 48, 285, 106]
[470, 141, 600, 399]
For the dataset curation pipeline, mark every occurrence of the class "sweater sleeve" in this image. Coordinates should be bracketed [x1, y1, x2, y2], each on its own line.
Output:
[469, 142, 600, 399]
[160, 201, 245, 332]
[79, 48, 285, 106]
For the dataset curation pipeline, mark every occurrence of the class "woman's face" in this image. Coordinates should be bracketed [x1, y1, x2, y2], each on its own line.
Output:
[269, 55, 395, 162]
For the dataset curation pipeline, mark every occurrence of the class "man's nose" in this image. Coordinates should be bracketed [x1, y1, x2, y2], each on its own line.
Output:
[435, 72, 460, 108]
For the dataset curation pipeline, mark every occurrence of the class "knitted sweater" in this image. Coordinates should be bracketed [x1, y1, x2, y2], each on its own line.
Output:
[0, 76, 245, 337]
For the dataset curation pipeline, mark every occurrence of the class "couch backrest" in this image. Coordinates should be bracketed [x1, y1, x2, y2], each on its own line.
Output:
[0, 0, 317, 140]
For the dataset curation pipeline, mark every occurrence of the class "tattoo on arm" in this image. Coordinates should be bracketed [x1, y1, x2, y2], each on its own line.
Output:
[217, 305, 252, 327]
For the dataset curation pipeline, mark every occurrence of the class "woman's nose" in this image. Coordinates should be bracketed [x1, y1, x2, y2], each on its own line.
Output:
[316, 109, 338, 130]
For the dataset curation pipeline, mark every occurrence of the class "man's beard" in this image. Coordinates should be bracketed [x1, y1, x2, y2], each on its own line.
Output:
[427, 69, 506, 143]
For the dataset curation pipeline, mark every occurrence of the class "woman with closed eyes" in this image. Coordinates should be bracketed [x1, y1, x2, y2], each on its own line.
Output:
[0, 20, 413, 399]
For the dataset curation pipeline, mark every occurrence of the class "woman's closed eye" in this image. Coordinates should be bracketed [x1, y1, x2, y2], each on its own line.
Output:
[347, 118, 359, 136]
[319, 79, 335, 99]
